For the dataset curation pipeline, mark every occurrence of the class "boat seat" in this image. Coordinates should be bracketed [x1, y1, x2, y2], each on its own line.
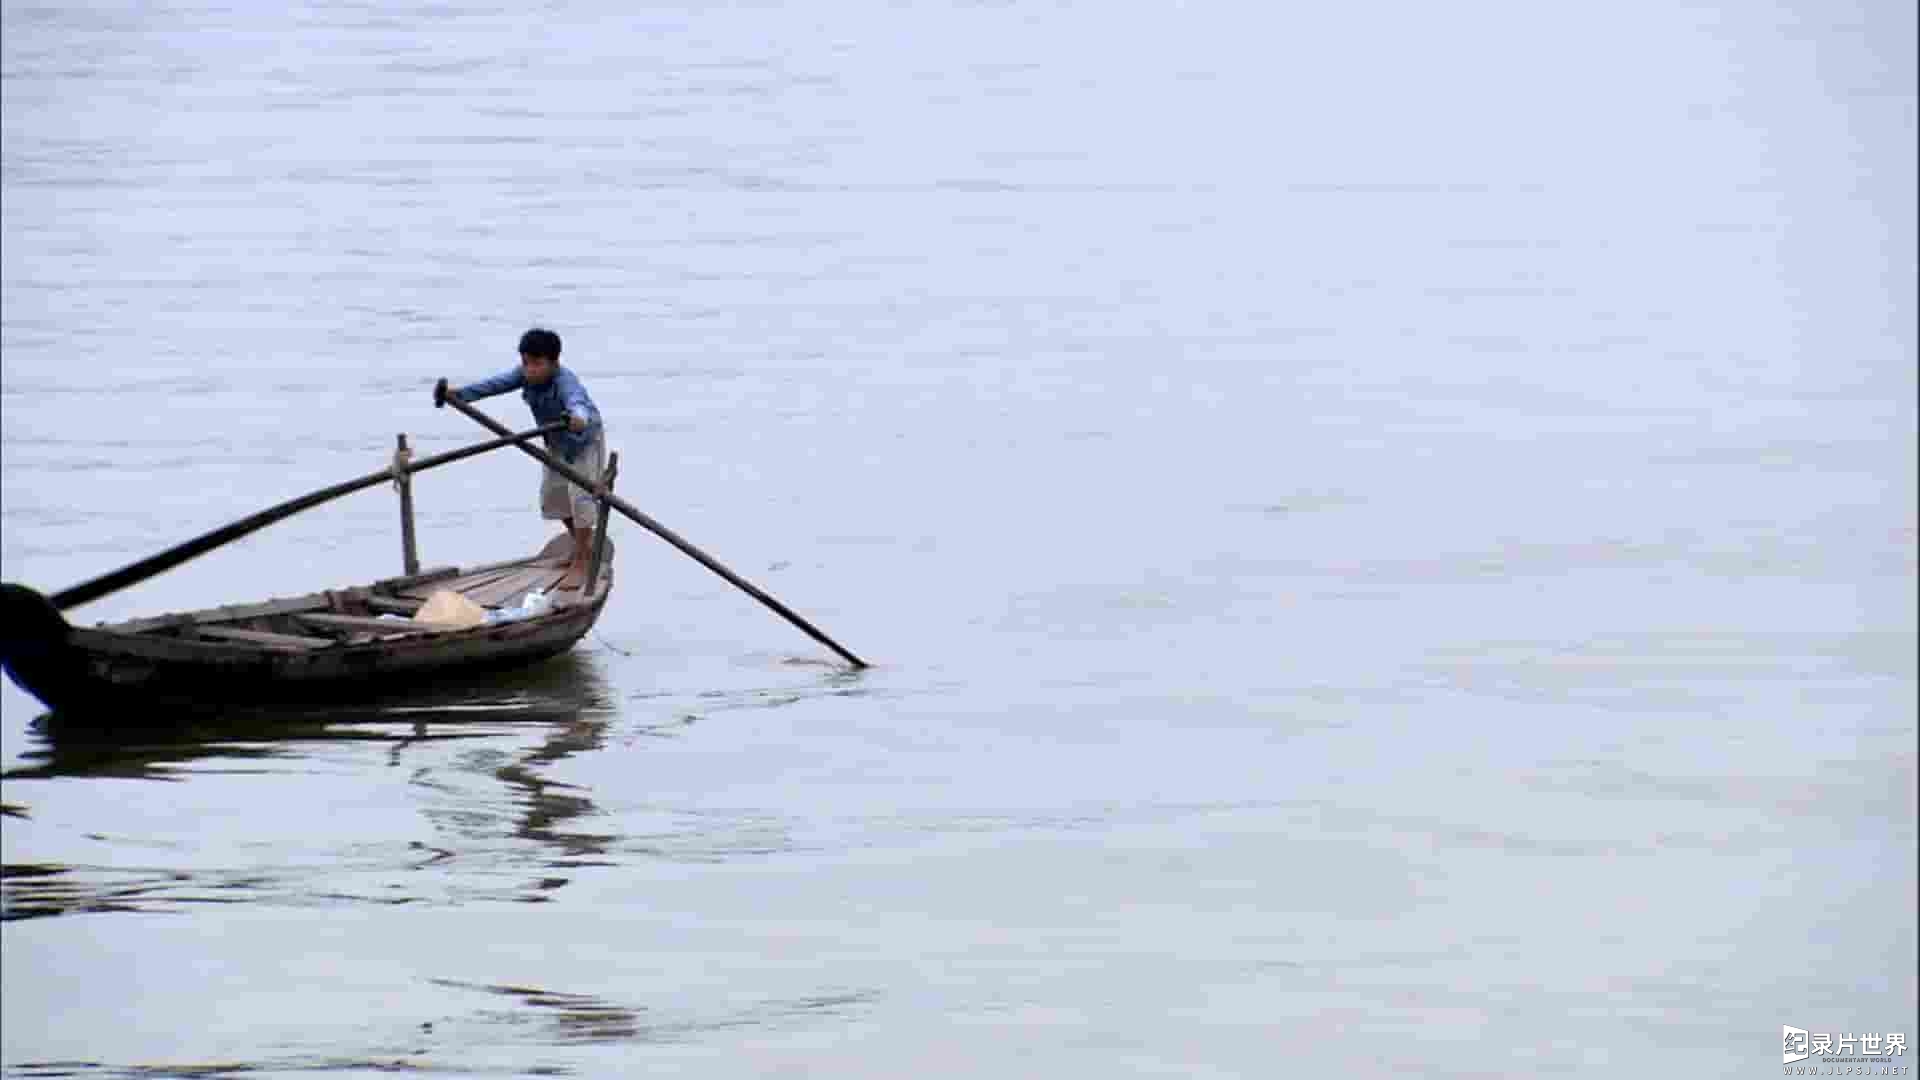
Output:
[364, 595, 425, 615]
[194, 626, 336, 650]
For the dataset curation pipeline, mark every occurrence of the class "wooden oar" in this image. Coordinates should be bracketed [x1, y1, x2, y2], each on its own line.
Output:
[42, 421, 567, 612]
[435, 379, 871, 670]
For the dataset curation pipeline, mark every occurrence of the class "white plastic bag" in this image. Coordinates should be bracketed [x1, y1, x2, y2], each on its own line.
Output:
[482, 589, 554, 626]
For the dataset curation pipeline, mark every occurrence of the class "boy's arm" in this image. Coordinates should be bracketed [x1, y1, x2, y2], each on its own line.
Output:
[559, 374, 597, 432]
[454, 369, 526, 402]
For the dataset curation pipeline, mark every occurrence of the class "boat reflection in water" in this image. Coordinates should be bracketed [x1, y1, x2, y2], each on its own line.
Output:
[1, 650, 623, 922]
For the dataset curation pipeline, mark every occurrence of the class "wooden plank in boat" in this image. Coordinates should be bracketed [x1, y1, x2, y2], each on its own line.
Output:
[194, 626, 336, 651]
[71, 626, 295, 661]
[463, 567, 542, 608]
[395, 564, 525, 602]
[110, 594, 332, 634]
[466, 567, 569, 608]
[393, 541, 573, 600]
[459, 578, 522, 609]
[294, 612, 446, 636]
[448, 565, 529, 592]
[364, 594, 424, 615]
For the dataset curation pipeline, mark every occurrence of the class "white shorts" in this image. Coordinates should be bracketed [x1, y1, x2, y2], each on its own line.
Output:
[539, 434, 605, 527]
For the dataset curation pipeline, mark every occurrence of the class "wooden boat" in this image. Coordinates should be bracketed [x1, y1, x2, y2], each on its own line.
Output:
[2, 387, 866, 716]
[1, 420, 625, 715]
[1, 535, 614, 714]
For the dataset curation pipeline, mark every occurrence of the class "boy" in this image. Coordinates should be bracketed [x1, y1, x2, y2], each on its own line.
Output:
[442, 328, 606, 591]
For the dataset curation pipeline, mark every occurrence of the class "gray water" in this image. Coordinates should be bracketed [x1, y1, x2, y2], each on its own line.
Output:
[2, 1, 1915, 1076]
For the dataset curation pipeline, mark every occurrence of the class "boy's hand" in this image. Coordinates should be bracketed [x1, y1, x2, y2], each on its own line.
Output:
[567, 414, 587, 433]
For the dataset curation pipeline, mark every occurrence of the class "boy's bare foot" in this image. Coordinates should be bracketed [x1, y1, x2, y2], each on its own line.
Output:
[556, 565, 587, 591]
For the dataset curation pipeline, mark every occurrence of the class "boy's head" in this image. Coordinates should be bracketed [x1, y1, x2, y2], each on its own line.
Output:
[518, 328, 563, 384]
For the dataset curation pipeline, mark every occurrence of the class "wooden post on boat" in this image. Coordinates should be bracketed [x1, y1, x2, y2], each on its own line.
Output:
[586, 451, 619, 591]
[394, 434, 420, 576]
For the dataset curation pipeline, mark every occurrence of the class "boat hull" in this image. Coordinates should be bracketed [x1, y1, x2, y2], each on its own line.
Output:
[8, 603, 601, 714]
[1, 545, 614, 716]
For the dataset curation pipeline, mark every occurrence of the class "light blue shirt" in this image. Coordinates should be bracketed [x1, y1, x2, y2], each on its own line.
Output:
[454, 365, 603, 462]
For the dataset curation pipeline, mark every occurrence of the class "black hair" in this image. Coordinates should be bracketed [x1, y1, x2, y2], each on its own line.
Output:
[518, 327, 562, 360]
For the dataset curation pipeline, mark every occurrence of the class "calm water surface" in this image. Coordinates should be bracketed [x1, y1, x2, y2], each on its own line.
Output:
[3, 1, 1915, 1076]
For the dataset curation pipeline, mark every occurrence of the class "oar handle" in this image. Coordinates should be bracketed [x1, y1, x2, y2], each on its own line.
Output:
[436, 384, 871, 670]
